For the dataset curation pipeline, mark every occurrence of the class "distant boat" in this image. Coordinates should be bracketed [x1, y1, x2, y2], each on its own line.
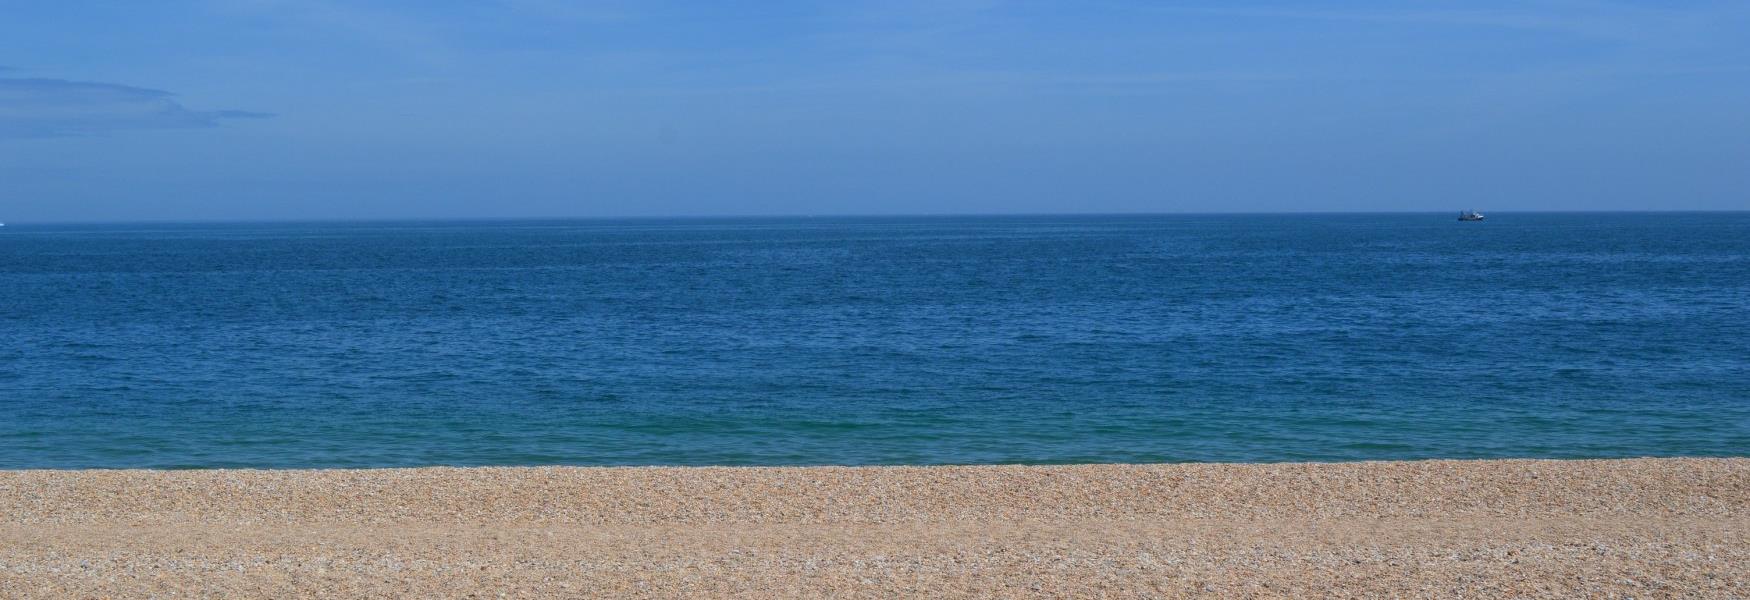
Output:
[1458, 210, 1484, 221]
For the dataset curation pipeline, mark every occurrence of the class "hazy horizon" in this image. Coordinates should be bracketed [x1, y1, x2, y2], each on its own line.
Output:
[4, 1, 1748, 222]
[9, 208, 1749, 227]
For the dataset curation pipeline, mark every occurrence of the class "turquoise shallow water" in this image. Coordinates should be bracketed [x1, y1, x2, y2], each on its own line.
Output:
[1, 213, 1746, 468]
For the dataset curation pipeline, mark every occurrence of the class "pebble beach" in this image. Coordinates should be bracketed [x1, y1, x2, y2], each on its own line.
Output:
[2, 458, 1746, 598]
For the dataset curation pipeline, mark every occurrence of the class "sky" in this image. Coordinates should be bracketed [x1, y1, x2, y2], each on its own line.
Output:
[1, 1, 1748, 222]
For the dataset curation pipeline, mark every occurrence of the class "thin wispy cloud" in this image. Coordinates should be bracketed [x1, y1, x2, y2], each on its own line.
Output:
[2, 1, 1745, 219]
[0, 78, 271, 139]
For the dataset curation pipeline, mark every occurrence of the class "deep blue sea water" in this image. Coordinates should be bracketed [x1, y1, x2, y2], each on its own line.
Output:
[1, 213, 1747, 468]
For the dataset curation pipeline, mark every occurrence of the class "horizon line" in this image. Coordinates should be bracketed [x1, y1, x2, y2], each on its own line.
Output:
[5, 208, 1747, 227]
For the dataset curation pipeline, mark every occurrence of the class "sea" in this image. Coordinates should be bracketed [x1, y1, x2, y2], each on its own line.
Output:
[1, 213, 1746, 468]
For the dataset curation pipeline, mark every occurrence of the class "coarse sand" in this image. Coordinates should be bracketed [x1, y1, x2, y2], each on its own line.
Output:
[1, 458, 1745, 598]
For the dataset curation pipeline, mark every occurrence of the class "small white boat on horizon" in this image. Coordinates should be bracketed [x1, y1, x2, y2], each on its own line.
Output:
[1458, 210, 1485, 221]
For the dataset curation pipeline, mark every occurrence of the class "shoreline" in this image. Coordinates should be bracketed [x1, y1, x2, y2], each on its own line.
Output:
[4, 457, 1746, 597]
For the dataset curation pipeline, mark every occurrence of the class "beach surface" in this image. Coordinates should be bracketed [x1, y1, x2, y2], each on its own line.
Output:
[2, 458, 1745, 598]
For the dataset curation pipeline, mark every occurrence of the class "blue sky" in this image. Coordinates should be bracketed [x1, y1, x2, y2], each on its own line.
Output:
[2, 1, 1747, 221]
